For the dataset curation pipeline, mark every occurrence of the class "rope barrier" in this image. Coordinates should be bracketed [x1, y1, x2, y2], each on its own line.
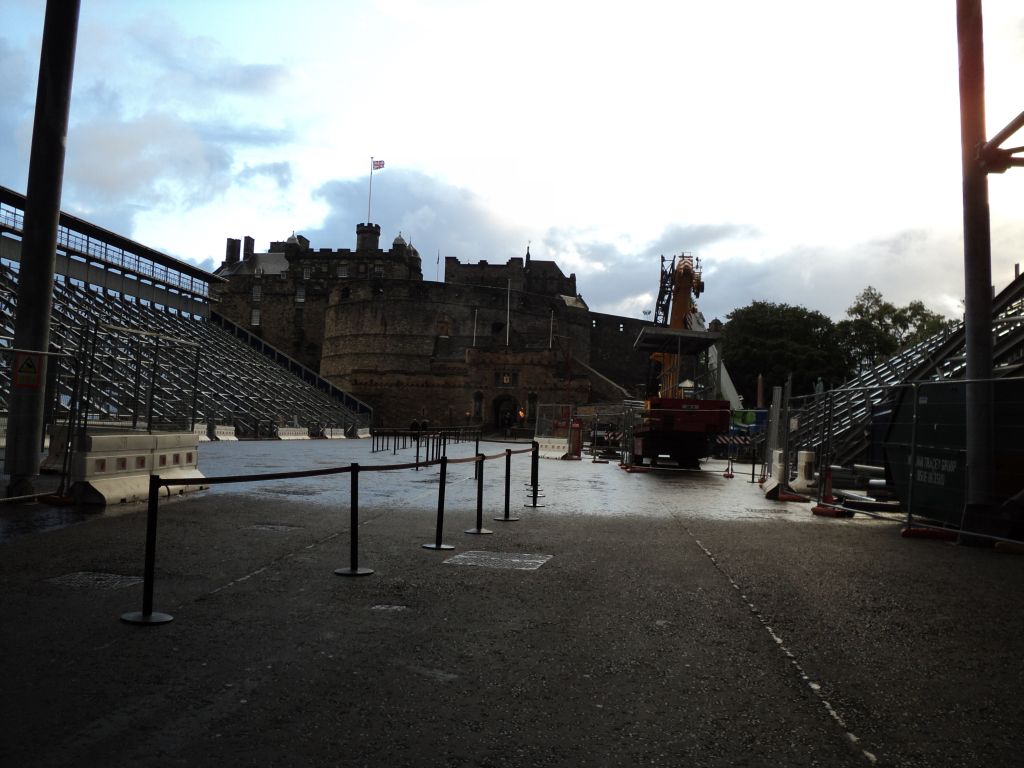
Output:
[121, 441, 542, 625]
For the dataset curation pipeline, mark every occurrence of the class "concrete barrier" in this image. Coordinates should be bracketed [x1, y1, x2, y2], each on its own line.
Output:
[537, 436, 569, 460]
[277, 427, 309, 440]
[772, 449, 786, 484]
[356, 428, 370, 439]
[213, 424, 238, 441]
[322, 427, 347, 439]
[42, 429, 208, 506]
[789, 450, 816, 493]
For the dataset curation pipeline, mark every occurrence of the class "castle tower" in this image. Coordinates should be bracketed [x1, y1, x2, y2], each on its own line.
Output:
[356, 223, 381, 252]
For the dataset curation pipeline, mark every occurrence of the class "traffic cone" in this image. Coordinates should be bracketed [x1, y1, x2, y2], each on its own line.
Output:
[812, 466, 852, 516]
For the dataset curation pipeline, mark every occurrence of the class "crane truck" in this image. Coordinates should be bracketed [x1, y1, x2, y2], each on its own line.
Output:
[630, 254, 731, 469]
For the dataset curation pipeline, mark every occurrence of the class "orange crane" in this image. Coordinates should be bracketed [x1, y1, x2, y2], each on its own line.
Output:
[632, 253, 730, 469]
[651, 254, 703, 395]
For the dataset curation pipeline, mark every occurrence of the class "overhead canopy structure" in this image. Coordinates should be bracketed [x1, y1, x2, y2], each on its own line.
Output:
[632, 326, 720, 356]
[634, 326, 723, 399]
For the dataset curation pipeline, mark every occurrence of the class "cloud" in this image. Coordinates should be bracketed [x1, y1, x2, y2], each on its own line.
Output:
[302, 168, 969, 326]
[0, 37, 36, 189]
[704, 231, 967, 324]
[65, 113, 233, 212]
[236, 161, 293, 189]
[123, 16, 288, 103]
[539, 223, 760, 318]
[308, 169, 525, 262]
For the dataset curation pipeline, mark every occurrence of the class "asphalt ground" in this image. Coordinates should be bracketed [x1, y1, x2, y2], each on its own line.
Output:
[2, 439, 1022, 767]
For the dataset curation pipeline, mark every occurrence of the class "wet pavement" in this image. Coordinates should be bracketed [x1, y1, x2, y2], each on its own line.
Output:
[2, 439, 1023, 767]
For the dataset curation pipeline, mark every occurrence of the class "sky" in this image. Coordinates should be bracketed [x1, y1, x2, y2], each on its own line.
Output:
[2, 0, 1024, 323]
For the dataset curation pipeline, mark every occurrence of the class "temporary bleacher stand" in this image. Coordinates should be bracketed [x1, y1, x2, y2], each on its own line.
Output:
[1, 185, 373, 448]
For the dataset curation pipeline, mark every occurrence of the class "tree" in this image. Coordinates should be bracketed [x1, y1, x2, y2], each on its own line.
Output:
[836, 287, 955, 374]
[721, 301, 848, 406]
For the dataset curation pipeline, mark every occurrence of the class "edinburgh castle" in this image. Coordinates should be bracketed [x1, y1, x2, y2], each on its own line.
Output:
[213, 223, 653, 429]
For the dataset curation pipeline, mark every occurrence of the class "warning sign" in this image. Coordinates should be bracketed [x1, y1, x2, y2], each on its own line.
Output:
[13, 352, 43, 389]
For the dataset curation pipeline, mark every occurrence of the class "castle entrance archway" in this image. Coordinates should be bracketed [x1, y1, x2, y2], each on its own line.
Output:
[492, 394, 517, 435]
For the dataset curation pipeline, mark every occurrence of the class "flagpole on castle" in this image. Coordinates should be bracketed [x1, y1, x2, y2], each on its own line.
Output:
[367, 157, 374, 222]
[367, 157, 384, 222]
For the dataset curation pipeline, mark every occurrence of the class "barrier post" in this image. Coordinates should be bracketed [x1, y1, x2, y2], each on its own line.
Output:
[473, 434, 480, 479]
[121, 474, 173, 625]
[466, 454, 493, 535]
[336, 464, 373, 576]
[494, 448, 519, 522]
[525, 441, 545, 508]
[415, 431, 421, 471]
[423, 456, 454, 550]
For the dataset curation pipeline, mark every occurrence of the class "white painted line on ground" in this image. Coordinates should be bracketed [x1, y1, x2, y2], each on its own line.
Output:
[690, 534, 878, 766]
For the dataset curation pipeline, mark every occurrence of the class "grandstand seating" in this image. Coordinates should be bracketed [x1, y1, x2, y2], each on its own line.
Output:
[789, 272, 1024, 466]
[0, 261, 371, 439]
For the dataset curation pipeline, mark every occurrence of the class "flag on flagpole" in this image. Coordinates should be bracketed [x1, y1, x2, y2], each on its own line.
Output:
[372, 159, 385, 170]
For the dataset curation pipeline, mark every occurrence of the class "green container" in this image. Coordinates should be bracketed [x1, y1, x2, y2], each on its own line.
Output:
[884, 379, 1024, 526]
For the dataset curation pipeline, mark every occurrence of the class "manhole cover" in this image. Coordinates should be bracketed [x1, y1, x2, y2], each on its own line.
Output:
[444, 551, 552, 571]
[47, 572, 142, 589]
[247, 524, 299, 532]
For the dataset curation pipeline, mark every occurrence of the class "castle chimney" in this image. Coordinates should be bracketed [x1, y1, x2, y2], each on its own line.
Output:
[356, 223, 381, 252]
[225, 237, 241, 265]
[243, 235, 255, 260]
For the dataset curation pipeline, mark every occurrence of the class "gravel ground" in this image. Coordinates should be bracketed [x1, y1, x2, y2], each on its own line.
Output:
[1, 439, 1021, 767]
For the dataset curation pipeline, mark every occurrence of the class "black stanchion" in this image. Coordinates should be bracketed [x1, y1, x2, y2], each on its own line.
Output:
[525, 441, 545, 508]
[121, 474, 173, 625]
[415, 431, 421, 470]
[473, 434, 480, 479]
[466, 454, 493, 535]
[495, 448, 519, 522]
[423, 456, 454, 550]
[337, 464, 374, 576]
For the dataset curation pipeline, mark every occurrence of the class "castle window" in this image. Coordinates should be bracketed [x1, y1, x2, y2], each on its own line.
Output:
[619, 323, 624, 332]
[373, 263, 384, 277]
[337, 263, 349, 278]
[592, 319, 597, 328]
[302, 266, 311, 280]
[358, 262, 367, 276]
[251, 284, 261, 302]
[250, 308, 261, 327]
[295, 285, 305, 304]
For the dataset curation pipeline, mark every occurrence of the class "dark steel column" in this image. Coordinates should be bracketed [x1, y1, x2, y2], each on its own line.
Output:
[956, 0, 995, 521]
[4, 1, 81, 495]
